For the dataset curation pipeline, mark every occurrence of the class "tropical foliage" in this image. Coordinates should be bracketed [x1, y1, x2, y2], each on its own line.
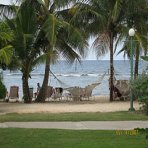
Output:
[0, 22, 14, 69]
[1, 0, 88, 102]
[6, 0, 42, 102]
[73, 0, 148, 101]
[71, 0, 128, 101]
[130, 74, 148, 115]
[118, 0, 148, 79]
[0, 0, 147, 104]
[31, 0, 88, 102]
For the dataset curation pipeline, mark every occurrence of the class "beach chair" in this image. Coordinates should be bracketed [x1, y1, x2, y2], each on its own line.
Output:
[46, 86, 53, 100]
[66, 87, 82, 101]
[9, 86, 19, 102]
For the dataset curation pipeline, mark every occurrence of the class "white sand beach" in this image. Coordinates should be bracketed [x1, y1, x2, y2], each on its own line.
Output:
[0, 96, 140, 114]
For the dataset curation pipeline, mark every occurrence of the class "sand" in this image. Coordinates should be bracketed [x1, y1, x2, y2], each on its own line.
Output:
[0, 96, 141, 114]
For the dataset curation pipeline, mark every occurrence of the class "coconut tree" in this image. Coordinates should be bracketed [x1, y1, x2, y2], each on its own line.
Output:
[32, 0, 88, 102]
[6, 0, 43, 103]
[72, 0, 126, 101]
[1, 0, 87, 102]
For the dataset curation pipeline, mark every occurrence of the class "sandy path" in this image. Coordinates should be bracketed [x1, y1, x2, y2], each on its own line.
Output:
[0, 96, 140, 114]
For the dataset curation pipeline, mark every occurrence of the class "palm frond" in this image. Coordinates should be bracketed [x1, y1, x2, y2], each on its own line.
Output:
[114, 25, 129, 53]
[56, 39, 81, 64]
[31, 53, 46, 68]
[42, 14, 58, 46]
[0, 45, 14, 65]
[135, 32, 147, 51]
[0, 4, 17, 19]
[60, 20, 88, 57]
[111, 0, 123, 23]
[54, 0, 77, 9]
[0, 22, 13, 44]
[92, 32, 109, 58]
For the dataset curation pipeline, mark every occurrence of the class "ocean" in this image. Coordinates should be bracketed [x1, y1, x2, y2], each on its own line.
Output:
[2, 60, 148, 97]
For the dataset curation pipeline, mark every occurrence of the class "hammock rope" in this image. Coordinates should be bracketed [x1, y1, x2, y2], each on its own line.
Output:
[49, 70, 70, 87]
[49, 70, 107, 88]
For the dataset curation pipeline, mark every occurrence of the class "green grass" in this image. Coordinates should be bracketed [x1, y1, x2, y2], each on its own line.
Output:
[0, 111, 148, 122]
[0, 128, 147, 148]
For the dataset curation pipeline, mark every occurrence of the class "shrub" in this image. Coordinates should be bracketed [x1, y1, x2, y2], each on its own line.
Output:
[0, 80, 6, 99]
[130, 74, 148, 115]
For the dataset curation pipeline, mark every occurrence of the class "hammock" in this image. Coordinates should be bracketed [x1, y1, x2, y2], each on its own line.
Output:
[64, 72, 106, 101]
[49, 70, 70, 87]
[50, 70, 106, 89]
[108, 67, 130, 100]
[113, 80, 130, 99]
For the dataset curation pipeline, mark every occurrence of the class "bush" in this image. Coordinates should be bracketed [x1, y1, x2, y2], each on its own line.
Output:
[130, 74, 148, 115]
[0, 80, 6, 99]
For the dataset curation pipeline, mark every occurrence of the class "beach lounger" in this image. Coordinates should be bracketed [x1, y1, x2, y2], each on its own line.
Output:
[9, 86, 19, 102]
[66, 87, 82, 101]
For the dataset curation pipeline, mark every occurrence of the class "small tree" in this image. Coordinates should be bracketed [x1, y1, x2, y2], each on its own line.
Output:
[130, 73, 148, 115]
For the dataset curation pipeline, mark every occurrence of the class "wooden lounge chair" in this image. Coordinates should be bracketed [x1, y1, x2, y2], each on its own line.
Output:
[9, 86, 19, 102]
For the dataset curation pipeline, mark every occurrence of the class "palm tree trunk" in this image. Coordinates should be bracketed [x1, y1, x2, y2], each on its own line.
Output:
[134, 45, 139, 79]
[22, 72, 31, 103]
[36, 57, 50, 102]
[109, 32, 114, 101]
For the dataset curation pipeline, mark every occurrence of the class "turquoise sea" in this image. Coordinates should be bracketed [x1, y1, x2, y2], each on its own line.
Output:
[2, 60, 148, 97]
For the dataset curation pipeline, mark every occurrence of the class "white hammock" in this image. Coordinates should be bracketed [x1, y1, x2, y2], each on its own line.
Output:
[64, 72, 106, 101]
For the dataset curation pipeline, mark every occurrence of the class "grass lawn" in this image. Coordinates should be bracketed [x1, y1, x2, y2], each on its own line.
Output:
[0, 128, 147, 148]
[0, 111, 148, 122]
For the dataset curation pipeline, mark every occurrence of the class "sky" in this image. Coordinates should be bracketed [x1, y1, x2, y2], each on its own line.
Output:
[1, 0, 126, 60]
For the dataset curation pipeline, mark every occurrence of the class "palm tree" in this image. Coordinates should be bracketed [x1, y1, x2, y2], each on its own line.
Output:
[33, 0, 88, 102]
[72, 0, 125, 101]
[1, 0, 87, 102]
[6, 0, 42, 103]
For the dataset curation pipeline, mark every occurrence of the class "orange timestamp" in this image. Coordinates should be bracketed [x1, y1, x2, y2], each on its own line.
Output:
[115, 129, 138, 135]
